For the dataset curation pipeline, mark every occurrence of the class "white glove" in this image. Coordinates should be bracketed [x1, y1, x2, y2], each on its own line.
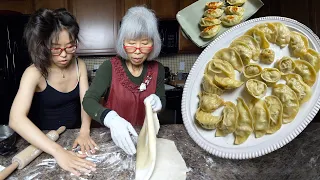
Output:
[103, 111, 138, 155]
[144, 94, 162, 112]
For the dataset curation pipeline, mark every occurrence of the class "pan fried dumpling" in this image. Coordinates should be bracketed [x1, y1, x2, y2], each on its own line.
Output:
[243, 63, 263, 79]
[283, 73, 312, 104]
[199, 17, 221, 27]
[255, 23, 278, 43]
[211, 58, 235, 78]
[265, 96, 283, 134]
[273, 22, 290, 48]
[214, 48, 244, 72]
[230, 41, 253, 65]
[233, 35, 260, 60]
[200, 25, 221, 39]
[225, 6, 245, 16]
[202, 74, 224, 95]
[260, 48, 275, 64]
[195, 108, 221, 129]
[272, 84, 299, 123]
[214, 75, 244, 90]
[260, 68, 281, 85]
[246, 79, 267, 99]
[289, 31, 309, 57]
[299, 48, 320, 72]
[294, 59, 316, 86]
[227, 0, 247, 6]
[203, 8, 224, 18]
[199, 91, 224, 112]
[216, 101, 238, 137]
[276, 56, 296, 75]
[205, 1, 224, 9]
[245, 28, 270, 49]
[249, 99, 270, 138]
[221, 15, 243, 26]
[234, 97, 253, 145]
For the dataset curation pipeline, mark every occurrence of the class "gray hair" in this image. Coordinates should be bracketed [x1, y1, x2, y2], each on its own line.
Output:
[116, 6, 162, 60]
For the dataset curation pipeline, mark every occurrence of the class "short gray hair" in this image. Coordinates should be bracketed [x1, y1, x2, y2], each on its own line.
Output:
[116, 6, 161, 60]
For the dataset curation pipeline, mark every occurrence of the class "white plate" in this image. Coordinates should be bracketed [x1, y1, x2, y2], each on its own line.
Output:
[176, 0, 264, 48]
[181, 16, 320, 159]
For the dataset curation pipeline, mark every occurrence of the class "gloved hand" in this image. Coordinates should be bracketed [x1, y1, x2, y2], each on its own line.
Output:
[103, 111, 138, 155]
[144, 94, 162, 112]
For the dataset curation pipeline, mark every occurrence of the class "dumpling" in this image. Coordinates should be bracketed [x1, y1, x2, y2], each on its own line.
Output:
[260, 48, 275, 64]
[227, 0, 247, 6]
[202, 74, 224, 95]
[275, 56, 296, 75]
[203, 8, 224, 18]
[273, 22, 290, 48]
[210, 58, 235, 78]
[298, 48, 320, 72]
[216, 101, 238, 137]
[234, 97, 253, 145]
[221, 15, 243, 26]
[199, 17, 221, 28]
[200, 25, 221, 39]
[254, 23, 278, 43]
[205, 1, 224, 9]
[283, 73, 312, 104]
[249, 99, 270, 138]
[213, 75, 244, 90]
[289, 31, 309, 57]
[243, 63, 263, 79]
[204, 59, 217, 78]
[229, 41, 252, 65]
[214, 48, 244, 72]
[233, 35, 260, 60]
[225, 6, 245, 16]
[246, 79, 267, 99]
[195, 108, 221, 129]
[199, 91, 224, 112]
[294, 59, 316, 86]
[245, 28, 270, 49]
[265, 95, 283, 134]
[260, 68, 281, 85]
[272, 84, 299, 123]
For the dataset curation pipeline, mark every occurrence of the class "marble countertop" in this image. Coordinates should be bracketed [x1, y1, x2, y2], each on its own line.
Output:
[1, 124, 320, 180]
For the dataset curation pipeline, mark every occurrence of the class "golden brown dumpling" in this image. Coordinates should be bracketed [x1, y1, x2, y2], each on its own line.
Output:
[249, 99, 270, 138]
[273, 22, 291, 48]
[205, 2, 224, 9]
[275, 56, 296, 75]
[216, 102, 238, 137]
[214, 75, 244, 90]
[225, 6, 245, 16]
[195, 108, 221, 129]
[243, 63, 263, 79]
[203, 8, 224, 18]
[234, 97, 253, 145]
[246, 79, 267, 99]
[265, 95, 283, 134]
[214, 48, 244, 72]
[230, 41, 253, 65]
[200, 25, 221, 39]
[283, 73, 312, 104]
[255, 23, 278, 43]
[294, 59, 316, 86]
[289, 31, 309, 57]
[260, 48, 275, 64]
[202, 74, 224, 95]
[245, 28, 270, 49]
[260, 68, 281, 85]
[227, 0, 247, 6]
[221, 15, 243, 26]
[199, 91, 224, 112]
[199, 17, 221, 28]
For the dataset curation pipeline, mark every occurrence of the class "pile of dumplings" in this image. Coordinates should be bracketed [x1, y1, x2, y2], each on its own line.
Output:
[195, 21, 320, 145]
[200, 0, 247, 39]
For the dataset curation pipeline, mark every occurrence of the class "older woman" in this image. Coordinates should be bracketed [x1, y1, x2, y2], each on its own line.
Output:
[83, 6, 166, 155]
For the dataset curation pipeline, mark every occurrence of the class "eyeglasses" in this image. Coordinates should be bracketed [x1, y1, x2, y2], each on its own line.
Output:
[123, 46, 153, 54]
[50, 45, 77, 56]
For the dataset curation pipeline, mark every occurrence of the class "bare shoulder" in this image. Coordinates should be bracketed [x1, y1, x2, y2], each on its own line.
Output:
[77, 58, 88, 75]
[23, 65, 43, 80]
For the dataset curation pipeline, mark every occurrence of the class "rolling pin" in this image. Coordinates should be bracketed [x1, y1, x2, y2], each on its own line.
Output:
[0, 126, 66, 180]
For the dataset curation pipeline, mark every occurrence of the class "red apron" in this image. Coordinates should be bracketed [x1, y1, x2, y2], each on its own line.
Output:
[103, 57, 158, 126]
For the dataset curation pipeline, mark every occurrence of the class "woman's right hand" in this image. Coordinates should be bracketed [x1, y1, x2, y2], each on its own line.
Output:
[53, 147, 96, 176]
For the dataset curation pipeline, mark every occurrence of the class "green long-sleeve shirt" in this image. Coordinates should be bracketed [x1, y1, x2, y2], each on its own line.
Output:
[83, 57, 166, 124]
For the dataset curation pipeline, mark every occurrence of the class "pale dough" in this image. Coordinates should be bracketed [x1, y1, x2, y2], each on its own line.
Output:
[135, 101, 188, 180]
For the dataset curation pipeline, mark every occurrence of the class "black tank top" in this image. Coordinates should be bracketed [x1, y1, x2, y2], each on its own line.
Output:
[28, 60, 81, 130]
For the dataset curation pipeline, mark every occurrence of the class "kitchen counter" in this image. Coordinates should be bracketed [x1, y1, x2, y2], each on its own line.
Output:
[2, 124, 320, 180]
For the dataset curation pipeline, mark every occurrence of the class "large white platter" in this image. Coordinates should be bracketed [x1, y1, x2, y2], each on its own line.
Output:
[181, 16, 320, 159]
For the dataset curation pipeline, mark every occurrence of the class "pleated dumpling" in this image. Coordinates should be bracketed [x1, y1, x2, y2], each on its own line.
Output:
[273, 22, 291, 48]
[260, 48, 275, 64]
[294, 59, 316, 86]
[210, 58, 235, 78]
[233, 35, 260, 60]
[214, 48, 244, 72]
[199, 91, 224, 112]
[202, 74, 224, 95]
[203, 8, 224, 18]
[275, 56, 296, 75]
[265, 95, 283, 134]
[255, 23, 278, 43]
[298, 48, 320, 72]
[289, 31, 309, 57]
[216, 101, 238, 137]
[225, 6, 245, 16]
[200, 25, 221, 39]
[227, 0, 247, 6]
[283, 73, 312, 104]
[195, 108, 221, 130]
[249, 99, 270, 138]
[205, 1, 224, 9]
[221, 15, 243, 26]
[234, 97, 253, 145]
[214, 75, 244, 90]
[272, 84, 299, 123]
[260, 68, 281, 85]
[245, 28, 270, 49]
[230, 40, 253, 65]
[199, 17, 221, 27]
[246, 79, 267, 99]
[243, 63, 263, 79]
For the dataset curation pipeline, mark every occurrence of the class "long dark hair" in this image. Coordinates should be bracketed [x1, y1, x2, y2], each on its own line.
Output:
[24, 8, 79, 78]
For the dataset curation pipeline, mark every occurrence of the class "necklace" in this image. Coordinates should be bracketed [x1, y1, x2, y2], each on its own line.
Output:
[61, 69, 65, 78]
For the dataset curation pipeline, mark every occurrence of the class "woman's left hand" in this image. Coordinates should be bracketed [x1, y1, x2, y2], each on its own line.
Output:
[73, 132, 98, 155]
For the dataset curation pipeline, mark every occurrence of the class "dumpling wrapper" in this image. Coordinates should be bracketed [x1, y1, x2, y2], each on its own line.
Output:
[265, 95, 283, 134]
[283, 73, 312, 104]
[230, 41, 253, 65]
[260, 48, 275, 64]
[202, 74, 224, 95]
[214, 48, 244, 72]
[255, 23, 278, 43]
[200, 25, 221, 39]
[234, 97, 253, 145]
[260, 68, 281, 85]
[227, 0, 247, 6]
[199, 91, 224, 112]
[299, 48, 320, 72]
[233, 35, 260, 60]
[289, 31, 309, 57]
[276, 56, 296, 75]
[225, 6, 245, 16]
[243, 63, 263, 79]
[216, 101, 238, 137]
[199, 17, 221, 27]
[214, 75, 244, 90]
[245, 27, 270, 49]
[294, 59, 317, 86]
[246, 79, 267, 99]
[249, 99, 270, 138]
[203, 8, 224, 18]
[221, 15, 243, 26]
[195, 108, 221, 129]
